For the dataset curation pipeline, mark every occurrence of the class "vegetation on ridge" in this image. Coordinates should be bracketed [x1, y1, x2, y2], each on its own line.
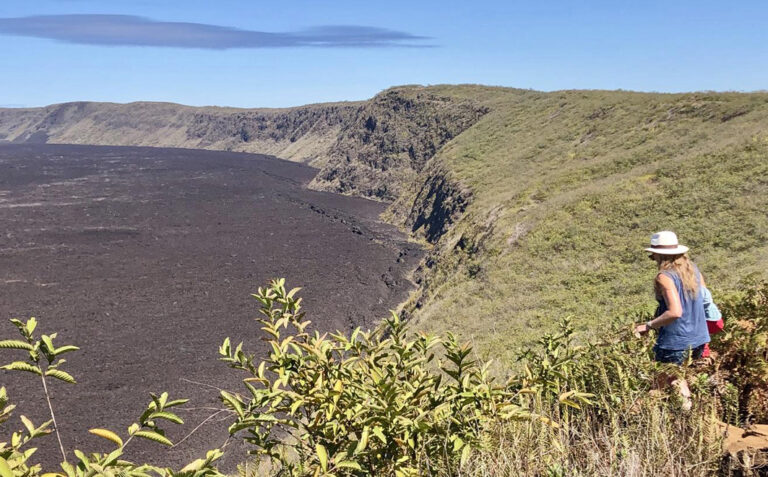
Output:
[389, 86, 768, 360]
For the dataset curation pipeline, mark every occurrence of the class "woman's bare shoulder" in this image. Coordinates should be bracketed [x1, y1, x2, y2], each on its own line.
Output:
[656, 272, 676, 287]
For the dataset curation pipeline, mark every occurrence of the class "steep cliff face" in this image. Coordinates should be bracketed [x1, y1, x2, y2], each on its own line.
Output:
[5, 85, 768, 363]
[385, 161, 472, 244]
[0, 87, 488, 222]
[182, 104, 359, 163]
[0, 101, 360, 164]
[0, 89, 486, 204]
[309, 87, 488, 201]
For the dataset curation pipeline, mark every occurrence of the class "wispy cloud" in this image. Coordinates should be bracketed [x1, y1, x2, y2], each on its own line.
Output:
[0, 14, 432, 49]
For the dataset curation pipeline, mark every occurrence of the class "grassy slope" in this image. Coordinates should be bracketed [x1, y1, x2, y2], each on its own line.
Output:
[399, 85, 768, 361]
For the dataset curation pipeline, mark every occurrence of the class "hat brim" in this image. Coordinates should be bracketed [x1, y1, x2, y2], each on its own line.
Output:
[645, 245, 689, 255]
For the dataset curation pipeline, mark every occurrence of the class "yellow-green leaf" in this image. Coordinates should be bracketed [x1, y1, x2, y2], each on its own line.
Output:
[354, 427, 369, 455]
[149, 411, 183, 425]
[290, 399, 305, 415]
[101, 448, 122, 467]
[460, 445, 471, 467]
[134, 430, 173, 447]
[220, 391, 244, 418]
[0, 457, 13, 477]
[20, 415, 35, 434]
[180, 458, 206, 472]
[0, 340, 33, 351]
[316, 443, 328, 472]
[45, 369, 76, 384]
[41, 335, 55, 354]
[2, 362, 41, 375]
[89, 428, 123, 447]
[336, 460, 362, 470]
[52, 345, 79, 356]
[372, 426, 387, 444]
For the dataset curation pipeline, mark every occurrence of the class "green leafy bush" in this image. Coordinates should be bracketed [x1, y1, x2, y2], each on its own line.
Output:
[0, 317, 224, 477]
[217, 279, 768, 476]
[219, 279, 534, 476]
[2, 279, 767, 476]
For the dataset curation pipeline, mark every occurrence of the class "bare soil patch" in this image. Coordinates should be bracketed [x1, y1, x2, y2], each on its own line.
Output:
[0, 144, 422, 469]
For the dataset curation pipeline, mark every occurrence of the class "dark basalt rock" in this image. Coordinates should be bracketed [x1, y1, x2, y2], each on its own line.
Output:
[407, 168, 471, 244]
[310, 88, 488, 201]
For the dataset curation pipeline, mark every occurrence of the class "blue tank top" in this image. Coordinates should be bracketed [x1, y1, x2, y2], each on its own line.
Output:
[654, 268, 710, 350]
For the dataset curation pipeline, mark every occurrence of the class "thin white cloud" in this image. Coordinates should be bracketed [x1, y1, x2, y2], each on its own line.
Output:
[0, 14, 433, 49]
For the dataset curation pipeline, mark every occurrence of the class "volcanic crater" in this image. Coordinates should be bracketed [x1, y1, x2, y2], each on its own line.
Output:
[0, 143, 422, 469]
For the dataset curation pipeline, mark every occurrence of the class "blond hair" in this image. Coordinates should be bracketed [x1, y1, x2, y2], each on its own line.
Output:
[655, 254, 700, 299]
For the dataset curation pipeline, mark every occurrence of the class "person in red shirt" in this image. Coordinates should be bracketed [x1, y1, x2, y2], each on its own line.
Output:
[701, 286, 724, 357]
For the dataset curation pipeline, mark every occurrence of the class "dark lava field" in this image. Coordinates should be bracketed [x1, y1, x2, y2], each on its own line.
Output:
[0, 144, 422, 469]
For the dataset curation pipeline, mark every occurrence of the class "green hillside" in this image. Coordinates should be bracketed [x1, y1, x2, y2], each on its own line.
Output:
[392, 86, 768, 360]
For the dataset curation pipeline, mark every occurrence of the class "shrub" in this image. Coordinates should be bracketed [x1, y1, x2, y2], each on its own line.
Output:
[218, 279, 768, 476]
[0, 317, 224, 476]
[712, 281, 768, 422]
[2, 279, 767, 476]
[219, 279, 534, 476]
[488, 316, 722, 476]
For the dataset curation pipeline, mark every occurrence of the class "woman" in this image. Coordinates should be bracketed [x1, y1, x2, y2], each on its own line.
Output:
[635, 231, 710, 408]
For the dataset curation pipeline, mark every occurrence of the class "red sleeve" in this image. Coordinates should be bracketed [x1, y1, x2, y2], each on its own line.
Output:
[707, 318, 724, 335]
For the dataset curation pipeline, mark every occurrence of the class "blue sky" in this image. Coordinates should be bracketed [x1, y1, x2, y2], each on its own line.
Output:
[1, 1, 767, 108]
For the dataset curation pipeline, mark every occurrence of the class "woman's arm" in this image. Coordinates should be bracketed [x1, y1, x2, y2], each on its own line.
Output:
[636, 274, 682, 334]
[650, 274, 682, 328]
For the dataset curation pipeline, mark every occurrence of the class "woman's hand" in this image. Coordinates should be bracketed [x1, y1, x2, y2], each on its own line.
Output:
[634, 323, 650, 336]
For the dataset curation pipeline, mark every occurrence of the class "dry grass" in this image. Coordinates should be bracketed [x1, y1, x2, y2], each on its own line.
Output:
[465, 404, 722, 477]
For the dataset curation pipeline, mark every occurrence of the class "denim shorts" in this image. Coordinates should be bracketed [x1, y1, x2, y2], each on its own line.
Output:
[653, 344, 706, 365]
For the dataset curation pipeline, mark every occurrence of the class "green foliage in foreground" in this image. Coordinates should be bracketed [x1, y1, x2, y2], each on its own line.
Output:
[0, 318, 224, 477]
[218, 279, 766, 476]
[713, 281, 768, 422]
[2, 278, 767, 476]
[219, 279, 537, 476]
[468, 282, 768, 476]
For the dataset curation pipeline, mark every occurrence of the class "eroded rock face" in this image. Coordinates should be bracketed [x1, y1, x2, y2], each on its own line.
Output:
[184, 105, 358, 161]
[0, 101, 361, 164]
[309, 88, 488, 201]
[406, 165, 471, 243]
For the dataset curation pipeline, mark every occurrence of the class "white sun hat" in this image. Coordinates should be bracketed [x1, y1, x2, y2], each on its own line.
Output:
[645, 231, 689, 255]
